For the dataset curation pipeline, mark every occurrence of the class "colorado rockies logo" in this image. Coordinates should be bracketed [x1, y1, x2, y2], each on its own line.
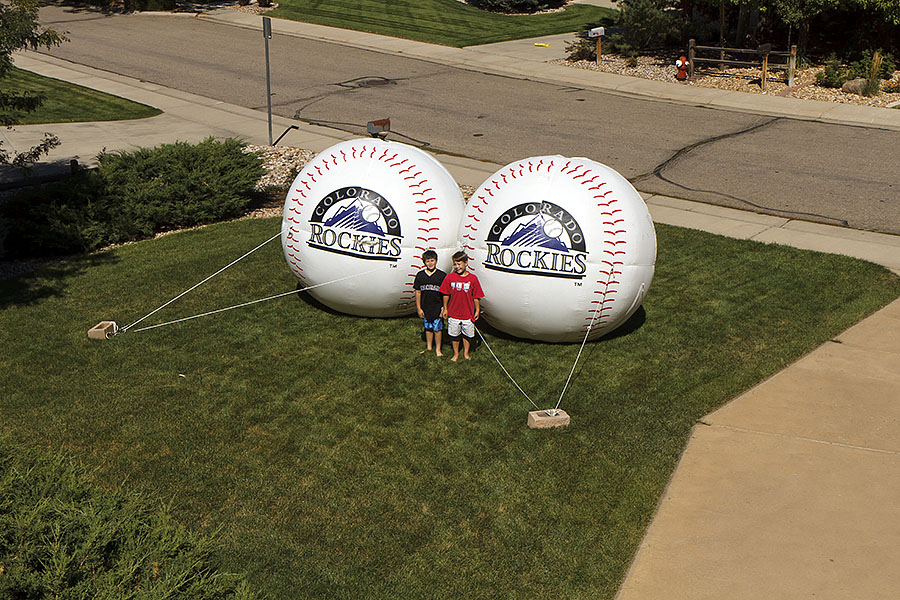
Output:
[484, 201, 587, 279]
[308, 186, 402, 262]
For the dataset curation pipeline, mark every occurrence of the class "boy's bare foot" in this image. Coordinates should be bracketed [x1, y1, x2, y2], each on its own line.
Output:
[419, 349, 428, 354]
[464, 354, 471, 360]
[450, 355, 459, 362]
[436, 351, 444, 357]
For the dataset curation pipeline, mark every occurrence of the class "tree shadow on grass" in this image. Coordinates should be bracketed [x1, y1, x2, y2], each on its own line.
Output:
[0, 252, 118, 310]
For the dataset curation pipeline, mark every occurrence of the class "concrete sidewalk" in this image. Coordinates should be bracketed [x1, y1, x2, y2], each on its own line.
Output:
[617, 297, 900, 600]
[6, 16, 900, 599]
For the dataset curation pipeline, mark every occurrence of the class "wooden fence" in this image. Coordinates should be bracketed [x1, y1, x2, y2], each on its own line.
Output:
[688, 39, 798, 90]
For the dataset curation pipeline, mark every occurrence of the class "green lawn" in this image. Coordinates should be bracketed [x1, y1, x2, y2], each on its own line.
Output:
[269, 0, 615, 47]
[3, 67, 161, 125]
[1, 217, 898, 599]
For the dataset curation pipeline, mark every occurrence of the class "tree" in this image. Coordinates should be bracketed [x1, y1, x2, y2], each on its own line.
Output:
[1, 0, 67, 168]
[768, 0, 839, 53]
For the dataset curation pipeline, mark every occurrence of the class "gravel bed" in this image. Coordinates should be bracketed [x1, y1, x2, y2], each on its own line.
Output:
[243, 144, 315, 191]
[230, 1, 277, 14]
[554, 55, 900, 108]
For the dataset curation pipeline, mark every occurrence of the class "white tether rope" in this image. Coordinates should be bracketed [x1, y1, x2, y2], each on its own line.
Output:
[554, 262, 619, 410]
[125, 268, 385, 334]
[118, 231, 282, 334]
[474, 325, 540, 411]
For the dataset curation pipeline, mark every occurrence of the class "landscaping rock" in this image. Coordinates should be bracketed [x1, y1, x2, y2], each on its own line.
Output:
[841, 78, 867, 95]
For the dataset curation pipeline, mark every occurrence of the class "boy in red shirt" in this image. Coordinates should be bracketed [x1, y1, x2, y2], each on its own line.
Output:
[439, 251, 485, 362]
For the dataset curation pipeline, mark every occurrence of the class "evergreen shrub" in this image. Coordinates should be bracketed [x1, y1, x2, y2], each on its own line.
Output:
[125, 0, 177, 9]
[467, 0, 565, 13]
[606, 0, 682, 56]
[816, 54, 852, 88]
[0, 138, 264, 259]
[96, 138, 264, 237]
[0, 441, 256, 600]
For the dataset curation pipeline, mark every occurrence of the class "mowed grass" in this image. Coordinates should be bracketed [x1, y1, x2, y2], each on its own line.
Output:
[1, 217, 898, 599]
[269, 0, 614, 47]
[3, 67, 161, 125]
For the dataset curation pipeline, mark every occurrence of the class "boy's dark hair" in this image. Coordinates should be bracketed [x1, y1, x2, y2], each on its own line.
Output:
[451, 251, 469, 263]
[422, 249, 437, 261]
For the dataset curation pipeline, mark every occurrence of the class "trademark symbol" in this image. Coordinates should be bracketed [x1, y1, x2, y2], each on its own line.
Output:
[574, 282, 582, 287]
[390, 264, 398, 269]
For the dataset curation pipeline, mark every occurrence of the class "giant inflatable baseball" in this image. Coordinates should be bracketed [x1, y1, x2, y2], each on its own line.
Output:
[282, 139, 465, 317]
[459, 156, 656, 342]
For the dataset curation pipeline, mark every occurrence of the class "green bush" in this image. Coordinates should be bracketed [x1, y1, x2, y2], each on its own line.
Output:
[606, 0, 682, 56]
[0, 440, 256, 600]
[467, 0, 564, 13]
[0, 169, 116, 257]
[817, 49, 897, 89]
[850, 49, 896, 81]
[69, 0, 176, 11]
[816, 54, 852, 87]
[565, 37, 597, 61]
[97, 138, 264, 237]
[0, 138, 264, 259]
[124, 0, 176, 10]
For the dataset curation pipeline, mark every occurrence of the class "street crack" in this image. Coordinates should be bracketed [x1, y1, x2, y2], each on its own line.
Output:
[630, 117, 851, 227]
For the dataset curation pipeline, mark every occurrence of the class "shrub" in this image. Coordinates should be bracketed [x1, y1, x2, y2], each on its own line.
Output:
[467, 0, 565, 13]
[817, 49, 896, 89]
[125, 0, 177, 9]
[862, 51, 883, 96]
[565, 37, 597, 61]
[0, 138, 264, 259]
[816, 54, 852, 88]
[0, 169, 116, 258]
[0, 440, 256, 600]
[70, 0, 176, 11]
[850, 49, 895, 81]
[606, 0, 682, 56]
[97, 138, 264, 237]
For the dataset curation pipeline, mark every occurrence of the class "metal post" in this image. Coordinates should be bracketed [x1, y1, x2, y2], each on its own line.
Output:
[263, 16, 273, 146]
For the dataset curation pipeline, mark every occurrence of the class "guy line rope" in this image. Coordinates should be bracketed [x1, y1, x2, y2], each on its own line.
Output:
[113, 227, 605, 415]
[115, 231, 382, 337]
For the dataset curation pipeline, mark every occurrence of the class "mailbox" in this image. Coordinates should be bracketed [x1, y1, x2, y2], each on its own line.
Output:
[587, 27, 605, 38]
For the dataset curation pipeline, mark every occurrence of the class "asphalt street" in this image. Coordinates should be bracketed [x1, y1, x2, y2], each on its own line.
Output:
[38, 6, 900, 234]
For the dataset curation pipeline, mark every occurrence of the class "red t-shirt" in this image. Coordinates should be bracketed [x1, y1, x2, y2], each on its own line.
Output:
[439, 271, 484, 320]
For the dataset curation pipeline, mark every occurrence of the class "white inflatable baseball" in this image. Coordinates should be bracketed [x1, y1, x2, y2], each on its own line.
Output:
[460, 156, 656, 342]
[281, 139, 464, 317]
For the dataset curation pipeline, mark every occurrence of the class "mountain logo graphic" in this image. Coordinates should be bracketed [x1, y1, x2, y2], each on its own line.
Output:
[484, 201, 587, 279]
[323, 199, 387, 236]
[307, 186, 402, 261]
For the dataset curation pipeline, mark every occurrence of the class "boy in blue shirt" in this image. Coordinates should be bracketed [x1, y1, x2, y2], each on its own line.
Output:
[413, 250, 447, 356]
